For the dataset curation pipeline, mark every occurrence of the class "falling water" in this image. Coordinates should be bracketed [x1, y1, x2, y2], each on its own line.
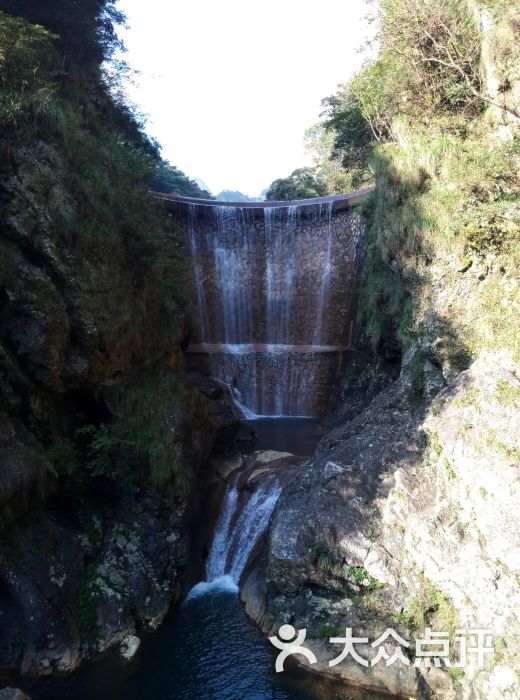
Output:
[212, 207, 255, 343]
[187, 473, 282, 598]
[265, 208, 297, 344]
[187, 203, 210, 341]
[186, 199, 356, 416]
[312, 202, 334, 344]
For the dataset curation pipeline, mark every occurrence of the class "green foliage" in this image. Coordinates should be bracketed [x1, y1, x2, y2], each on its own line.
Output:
[73, 369, 192, 488]
[0, 3, 207, 506]
[0, 11, 58, 127]
[45, 437, 82, 478]
[390, 609, 415, 628]
[107, 368, 192, 488]
[304, 122, 355, 193]
[309, 543, 335, 572]
[312, 0, 519, 369]
[448, 667, 465, 684]
[2, 0, 125, 71]
[265, 167, 327, 201]
[482, 429, 520, 465]
[75, 424, 123, 478]
[452, 387, 482, 409]
[150, 161, 213, 199]
[321, 61, 391, 185]
[0, 5, 191, 345]
[319, 622, 343, 639]
[408, 351, 426, 404]
[400, 572, 459, 634]
[379, 0, 483, 116]
[346, 565, 385, 592]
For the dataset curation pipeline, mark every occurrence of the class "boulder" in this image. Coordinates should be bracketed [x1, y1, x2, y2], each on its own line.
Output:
[119, 634, 141, 661]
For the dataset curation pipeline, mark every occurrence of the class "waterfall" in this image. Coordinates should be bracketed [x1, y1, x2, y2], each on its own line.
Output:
[312, 202, 334, 344]
[187, 203, 210, 342]
[212, 207, 255, 343]
[186, 474, 282, 599]
[265, 208, 296, 344]
[184, 198, 360, 417]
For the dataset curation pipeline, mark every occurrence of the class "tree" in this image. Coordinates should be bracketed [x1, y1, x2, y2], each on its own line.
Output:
[304, 123, 355, 193]
[150, 162, 213, 199]
[378, 0, 518, 118]
[0, 11, 56, 127]
[320, 62, 388, 187]
[1, 0, 125, 71]
[265, 167, 328, 201]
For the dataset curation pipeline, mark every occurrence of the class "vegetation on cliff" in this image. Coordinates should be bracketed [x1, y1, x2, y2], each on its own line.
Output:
[265, 167, 328, 201]
[313, 0, 519, 369]
[0, 1, 205, 506]
[150, 162, 213, 198]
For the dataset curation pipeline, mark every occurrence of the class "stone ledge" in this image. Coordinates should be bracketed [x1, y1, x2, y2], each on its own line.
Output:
[187, 343, 352, 354]
[151, 188, 371, 211]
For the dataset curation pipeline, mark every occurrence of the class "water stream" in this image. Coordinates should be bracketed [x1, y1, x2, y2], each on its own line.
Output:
[186, 200, 355, 416]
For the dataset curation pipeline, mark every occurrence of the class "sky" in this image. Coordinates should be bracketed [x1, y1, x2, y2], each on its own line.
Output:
[117, 0, 374, 197]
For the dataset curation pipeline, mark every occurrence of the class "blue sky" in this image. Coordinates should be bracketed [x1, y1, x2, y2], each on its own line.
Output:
[117, 0, 374, 197]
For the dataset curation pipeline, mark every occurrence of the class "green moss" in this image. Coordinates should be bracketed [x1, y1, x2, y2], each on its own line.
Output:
[494, 378, 520, 406]
[395, 572, 459, 635]
[448, 667, 465, 684]
[452, 387, 482, 410]
[390, 610, 415, 628]
[444, 458, 457, 481]
[74, 367, 195, 489]
[409, 351, 426, 403]
[482, 429, 520, 464]
[319, 622, 345, 639]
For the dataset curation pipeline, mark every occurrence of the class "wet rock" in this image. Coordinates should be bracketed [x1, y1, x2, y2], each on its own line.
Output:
[119, 634, 141, 661]
[254, 450, 294, 464]
[0, 371, 239, 678]
[211, 450, 243, 480]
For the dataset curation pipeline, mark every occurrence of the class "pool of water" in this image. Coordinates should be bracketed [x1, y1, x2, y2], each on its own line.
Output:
[31, 419, 388, 700]
[35, 590, 386, 700]
[240, 417, 323, 457]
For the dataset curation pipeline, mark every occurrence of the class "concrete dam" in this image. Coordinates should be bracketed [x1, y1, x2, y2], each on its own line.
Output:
[157, 191, 367, 416]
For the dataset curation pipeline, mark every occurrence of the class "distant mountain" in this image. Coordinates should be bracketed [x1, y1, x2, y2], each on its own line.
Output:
[194, 177, 212, 196]
[216, 190, 257, 202]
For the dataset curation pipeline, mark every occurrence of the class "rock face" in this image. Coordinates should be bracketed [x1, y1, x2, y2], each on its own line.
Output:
[0, 690, 30, 700]
[0, 371, 239, 678]
[0, 140, 241, 679]
[242, 349, 520, 699]
[0, 142, 177, 404]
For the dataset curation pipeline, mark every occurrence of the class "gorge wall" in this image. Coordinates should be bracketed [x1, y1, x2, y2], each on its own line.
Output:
[158, 192, 367, 416]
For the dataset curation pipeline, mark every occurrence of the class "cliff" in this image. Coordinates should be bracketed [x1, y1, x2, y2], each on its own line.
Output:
[0, 6, 239, 678]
